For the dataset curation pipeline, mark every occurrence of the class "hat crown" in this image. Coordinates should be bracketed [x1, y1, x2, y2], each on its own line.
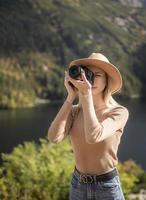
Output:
[69, 52, 122, 94]
[88, 53, 110, 63]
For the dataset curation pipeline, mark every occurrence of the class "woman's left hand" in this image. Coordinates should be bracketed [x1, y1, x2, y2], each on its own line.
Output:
[68, 71, 92, 95]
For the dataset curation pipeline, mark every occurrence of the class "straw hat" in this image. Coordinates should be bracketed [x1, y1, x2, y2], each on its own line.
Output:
[69, 53, 122, 94]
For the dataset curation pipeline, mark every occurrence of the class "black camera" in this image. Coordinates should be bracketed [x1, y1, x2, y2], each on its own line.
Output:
[68, 65, 94, 85]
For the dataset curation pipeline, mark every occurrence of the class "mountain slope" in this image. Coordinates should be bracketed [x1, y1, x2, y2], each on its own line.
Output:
[0, 0, 146, 108]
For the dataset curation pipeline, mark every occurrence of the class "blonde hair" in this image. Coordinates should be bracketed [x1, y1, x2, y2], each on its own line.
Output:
[102, 75, 119, 107]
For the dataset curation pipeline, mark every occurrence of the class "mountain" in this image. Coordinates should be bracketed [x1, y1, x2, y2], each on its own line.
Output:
[0, 0, 146, 108]
[117, 0, 145, 7]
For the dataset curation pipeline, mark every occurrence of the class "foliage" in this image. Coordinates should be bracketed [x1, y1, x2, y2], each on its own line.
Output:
[0, 0, 146, 108]
[0, 138, 146, 199]
[0, 58, 36, 109]
[0, 138, 74, 200]
[118, 160, 145, 198]
[16, 51, 66, 100]
[0, 52, 66, 109]
[118, 159, 146, 200]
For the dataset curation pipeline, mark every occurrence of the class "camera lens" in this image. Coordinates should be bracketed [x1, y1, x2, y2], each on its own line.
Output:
[69, 65, 94, 85]
[69, 65, 81, 78]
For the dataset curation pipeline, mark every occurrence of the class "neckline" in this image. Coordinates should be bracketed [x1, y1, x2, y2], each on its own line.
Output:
[79, 105, 109, 112]
[94, 105, 108, 112]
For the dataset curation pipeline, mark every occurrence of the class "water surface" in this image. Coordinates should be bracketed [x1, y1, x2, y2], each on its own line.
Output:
[0, 98, 146, 170]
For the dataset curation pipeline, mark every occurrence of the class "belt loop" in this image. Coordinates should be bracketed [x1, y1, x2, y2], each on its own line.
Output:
[93, 175, 97, 183]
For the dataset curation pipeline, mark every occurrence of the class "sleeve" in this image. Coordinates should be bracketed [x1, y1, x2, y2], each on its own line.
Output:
[89, 106, 129, 143]
[64, 104, 78, 136]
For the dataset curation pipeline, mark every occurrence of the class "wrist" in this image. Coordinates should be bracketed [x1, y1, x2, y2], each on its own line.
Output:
[80, 89, 92, 97]
[66, 95, 75, 104]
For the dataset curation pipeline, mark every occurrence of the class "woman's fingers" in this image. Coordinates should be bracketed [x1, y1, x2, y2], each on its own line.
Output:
[64, 71, 78, 97]
[68, 77, 79, 88]
[65, 70, 92, 93]
[81, 72, 91, 87]
[81, 71, 88, 82]
[65, 71, 71, 83]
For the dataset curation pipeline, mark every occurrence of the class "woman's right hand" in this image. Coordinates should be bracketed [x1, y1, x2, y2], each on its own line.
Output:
[64, 70, 77, 100]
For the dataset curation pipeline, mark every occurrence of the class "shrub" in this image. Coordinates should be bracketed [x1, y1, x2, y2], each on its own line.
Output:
[0, 138, 74, 200]
[0, 138, 146, 200]
[118, 160, 145, 198]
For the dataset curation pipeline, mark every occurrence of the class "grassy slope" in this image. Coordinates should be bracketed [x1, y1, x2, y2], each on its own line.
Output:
[0, 0, 146, 108]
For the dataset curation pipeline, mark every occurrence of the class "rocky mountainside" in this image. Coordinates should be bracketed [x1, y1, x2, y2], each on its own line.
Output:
[0, 0, 146, 108]
[118, 0, 146, 7]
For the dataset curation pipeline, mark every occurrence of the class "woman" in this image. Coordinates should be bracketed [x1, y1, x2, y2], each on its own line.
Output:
[48, 53, 129, 200]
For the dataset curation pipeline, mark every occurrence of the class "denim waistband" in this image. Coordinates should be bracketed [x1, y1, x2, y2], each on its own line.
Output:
[73, 167, 118, 183]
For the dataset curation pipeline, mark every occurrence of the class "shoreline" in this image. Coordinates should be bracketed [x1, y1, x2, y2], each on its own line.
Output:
[0, 94, 146, 110]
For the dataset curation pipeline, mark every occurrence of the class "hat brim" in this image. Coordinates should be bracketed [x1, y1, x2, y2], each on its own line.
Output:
[69, 58, 122, 94]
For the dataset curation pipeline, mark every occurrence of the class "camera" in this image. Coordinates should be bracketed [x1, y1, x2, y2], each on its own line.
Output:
[68, 65, 94, 85]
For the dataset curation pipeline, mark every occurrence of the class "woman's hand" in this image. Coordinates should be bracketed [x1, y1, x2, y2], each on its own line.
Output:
[67, 71, 92, 95]
[64, 71, 78, 100]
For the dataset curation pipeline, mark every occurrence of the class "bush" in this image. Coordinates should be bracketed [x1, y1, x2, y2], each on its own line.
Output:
[0, 138, 146, 200]
[118, 160, 145, 198]
[0, 138, 74, 200]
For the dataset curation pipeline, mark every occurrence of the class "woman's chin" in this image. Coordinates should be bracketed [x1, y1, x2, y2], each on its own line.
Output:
[92, 90, 98, 95]
[92, 89, 103, 96]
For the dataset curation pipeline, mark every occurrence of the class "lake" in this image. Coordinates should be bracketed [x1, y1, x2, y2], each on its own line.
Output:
[0, 98, 146, 170]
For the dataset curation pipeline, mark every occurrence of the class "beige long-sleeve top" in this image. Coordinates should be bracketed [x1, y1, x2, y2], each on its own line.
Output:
[48, 100, 129, 175]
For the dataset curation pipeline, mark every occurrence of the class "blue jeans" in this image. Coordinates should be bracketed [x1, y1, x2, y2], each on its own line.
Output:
[69, 168, 125, 200]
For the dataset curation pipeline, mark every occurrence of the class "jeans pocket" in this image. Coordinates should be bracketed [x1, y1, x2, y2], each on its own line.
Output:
[101, 179, 119, 190]
[71, 175, 78, 188]
[69, 175, 86, 200]
[71, 174, 85, 190]
[69, 184, 86, 200]
[99, 176, 119, 192]
[94, 176, 122, 200]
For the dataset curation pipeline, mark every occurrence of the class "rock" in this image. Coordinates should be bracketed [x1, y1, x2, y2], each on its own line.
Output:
[118, 0, 144, 7]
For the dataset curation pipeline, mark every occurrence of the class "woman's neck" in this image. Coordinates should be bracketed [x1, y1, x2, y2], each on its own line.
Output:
[92, 93, 107, 110]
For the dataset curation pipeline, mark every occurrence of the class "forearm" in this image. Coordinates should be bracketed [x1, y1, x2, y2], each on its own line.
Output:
[48, 96, 74, 143]
[80, 91, 102, 143]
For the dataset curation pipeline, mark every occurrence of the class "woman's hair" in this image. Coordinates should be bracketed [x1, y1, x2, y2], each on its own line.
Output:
[102, 75, 119, 107]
